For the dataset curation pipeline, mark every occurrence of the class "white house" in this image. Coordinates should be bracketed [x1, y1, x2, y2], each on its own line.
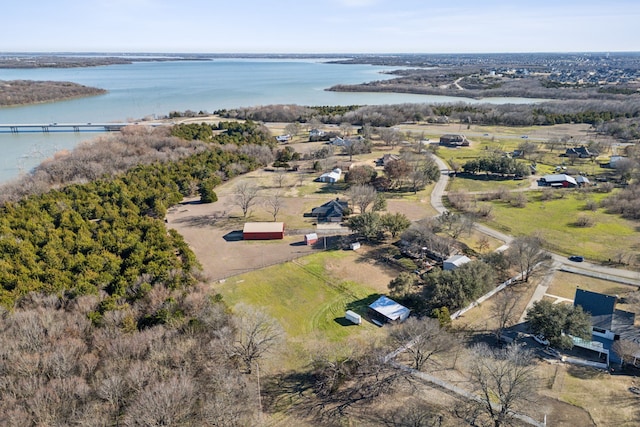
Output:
[317, 168, 342, 183]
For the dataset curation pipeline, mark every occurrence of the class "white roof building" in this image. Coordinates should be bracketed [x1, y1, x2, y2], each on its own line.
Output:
[368, 296, 410, 325]
[443, 254, 472, 271]
[317, 168, 342, 183]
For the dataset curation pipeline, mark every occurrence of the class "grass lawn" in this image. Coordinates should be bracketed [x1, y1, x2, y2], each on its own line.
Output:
[447, 175, 529, 192]
[482, 190, 640, 263]
[217, 251, 383, 340]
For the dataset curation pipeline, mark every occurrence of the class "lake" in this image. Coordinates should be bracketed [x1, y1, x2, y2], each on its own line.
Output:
[0, 59, 542, 183]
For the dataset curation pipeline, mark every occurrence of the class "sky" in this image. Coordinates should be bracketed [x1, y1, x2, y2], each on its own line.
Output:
[2, 0, 639, 54]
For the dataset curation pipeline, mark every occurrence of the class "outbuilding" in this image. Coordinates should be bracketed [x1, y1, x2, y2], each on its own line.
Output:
[304, 233, 318, 245]
[242, 222, 285, 240]
[317, 168, 342, 183]
[538, 174, 578, 188]
[367, 296, 410, 326]
[443, 254, 472, 271]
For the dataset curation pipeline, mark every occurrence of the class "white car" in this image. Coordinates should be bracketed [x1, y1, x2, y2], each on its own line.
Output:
[533, 334, 550, 346]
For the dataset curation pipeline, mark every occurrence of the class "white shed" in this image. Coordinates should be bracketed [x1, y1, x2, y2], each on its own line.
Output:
[345, 310, 362, 325]
[443, 254, 471, 271]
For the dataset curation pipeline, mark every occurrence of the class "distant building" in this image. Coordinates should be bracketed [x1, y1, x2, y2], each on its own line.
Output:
[439, 134, 469, 147]
[309, 129, 325, 138]
[316, 168, 342, 183]
[376, 153, 400, 167]
[538, 174, 578, 188]
[576, 175, 590, 187]
[275, 134, 291, 143]
[242, 222, 285, 240]
[565, 146, 598, 158]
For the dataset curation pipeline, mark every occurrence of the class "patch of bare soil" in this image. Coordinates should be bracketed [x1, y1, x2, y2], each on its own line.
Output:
[324, 248, 399, 294]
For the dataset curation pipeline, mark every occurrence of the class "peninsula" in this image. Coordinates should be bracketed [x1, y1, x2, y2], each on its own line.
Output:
[0, 80, 106, 107]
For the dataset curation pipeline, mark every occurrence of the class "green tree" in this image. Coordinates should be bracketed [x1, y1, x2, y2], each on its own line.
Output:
[525, 300, 591, 349]
[372, 193, 387, 212]
[347, 212, 383, 242]
[198, 180, 218, 203]
[388, 272, 417, 299]
[381, 212, 411, 238]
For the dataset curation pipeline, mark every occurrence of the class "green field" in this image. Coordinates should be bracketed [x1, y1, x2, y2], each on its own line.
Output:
[482, 190, 639, 262]
[217, 251, 382, 340]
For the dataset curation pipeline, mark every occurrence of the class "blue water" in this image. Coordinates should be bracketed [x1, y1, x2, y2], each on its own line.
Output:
[0, 59, 541, 183]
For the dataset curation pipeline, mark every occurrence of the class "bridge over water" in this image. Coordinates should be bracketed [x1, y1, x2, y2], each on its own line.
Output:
[0, 122, 159, 133]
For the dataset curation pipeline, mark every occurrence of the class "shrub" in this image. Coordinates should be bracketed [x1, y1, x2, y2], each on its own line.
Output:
[574, 214, 595, 227]
[584, 199, 598, 211]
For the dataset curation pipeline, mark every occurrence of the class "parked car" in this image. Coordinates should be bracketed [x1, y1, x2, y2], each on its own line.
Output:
[533, 334, 550, 346]
[568, 255, 584, 262]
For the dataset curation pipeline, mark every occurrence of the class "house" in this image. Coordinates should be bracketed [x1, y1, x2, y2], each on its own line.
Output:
[309, 128, 325, 138]
[439, 134, 469, 147]
[242, 222, 285, 240]
[538, 174, 578, 188]
[443, 254, 472, 271]
[573, 289, 640, 365]
[316, 168, 342, 183]
[310, 198, 349, 222]
[376, 153, 400, 167]
[329, 136, 364, 147]
[565, 146, 598, 158]
[603, 155, 627, 168]
[367, 296, 410, 326]
[275, 134, 291, 143]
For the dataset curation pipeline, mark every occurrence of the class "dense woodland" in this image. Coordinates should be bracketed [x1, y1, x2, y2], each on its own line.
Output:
[0, 80, 106, 106]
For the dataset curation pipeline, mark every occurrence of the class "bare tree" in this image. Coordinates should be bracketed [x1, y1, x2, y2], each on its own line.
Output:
[437, 211, 473, 239]
[492, 289, 521, 342]
[612, 339, 640, 367]
[506, 235, 551, 282]
[284, 122, 302, 138]
[378, 127, 401, 148]
[347, 184, 377, 214]
[264, 191, 285, 221]
[233, 182, 260, 218]
[339, 122, 353, 137]
[273, 169, 288, 188]
[469, 343, 538, 427]
[227, 305, 284, 374]
[389, 317, 454, 371]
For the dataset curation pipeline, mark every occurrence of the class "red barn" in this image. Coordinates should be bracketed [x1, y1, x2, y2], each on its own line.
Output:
[243, 222, 285, 240]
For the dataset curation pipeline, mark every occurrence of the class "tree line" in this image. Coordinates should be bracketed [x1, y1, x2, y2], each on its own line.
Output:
[215, 100, 640, 139]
